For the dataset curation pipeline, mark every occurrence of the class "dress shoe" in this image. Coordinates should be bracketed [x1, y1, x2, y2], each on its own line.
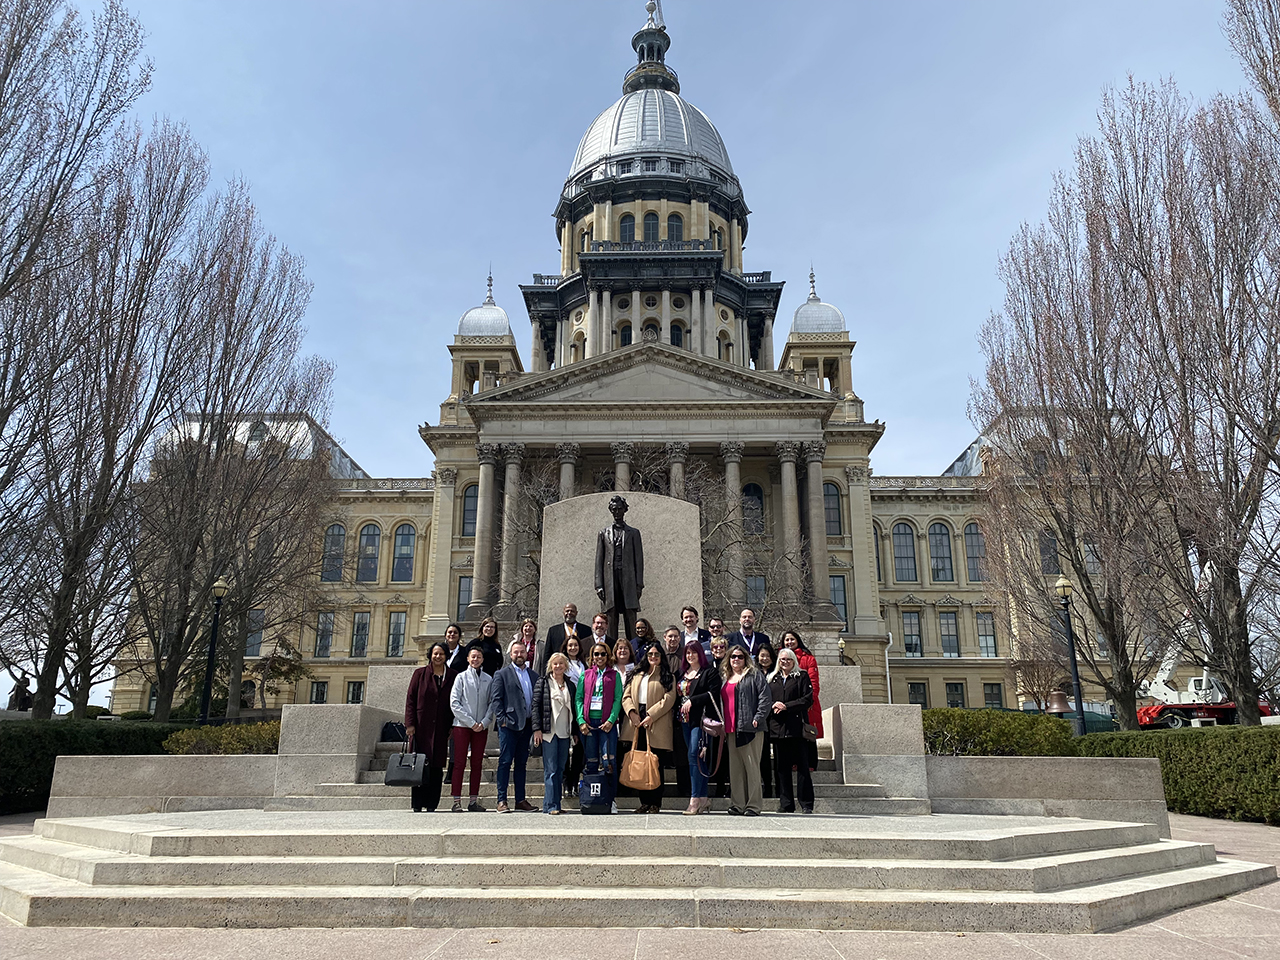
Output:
[743, 809, 759, 817]
[727, 806, 744, 816]
[467, 800, 486, 812]
[495, 801, 510, 813]
[546, 808, 561, 815]
[412, 807, 422, 813]
[801, 805, 814, 814]
[516, 800, 536, 812]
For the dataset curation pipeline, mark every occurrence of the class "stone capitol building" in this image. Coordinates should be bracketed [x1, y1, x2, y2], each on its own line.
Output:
[112, 5, 1012, 716]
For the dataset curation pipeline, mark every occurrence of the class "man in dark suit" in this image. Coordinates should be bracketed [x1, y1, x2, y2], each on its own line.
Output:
[725, 607, 771, 660]
[680, 606, 712, 656]
[491, 639, 537, 812]
[586, 613, 614, 653]
[539, 603, 591, 677]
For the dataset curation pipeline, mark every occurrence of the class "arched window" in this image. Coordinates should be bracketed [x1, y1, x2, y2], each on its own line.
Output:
[619, 214, 635, 244]
[715, 228, 724, 250]
[391, 523, 415, 582]
[643, 322, 660, 341]
[643, 212, 659, 243]
[929, 522, 954, 581]
[892, 522, 917, 582]
[965, 522, 987, 581]
[580, 229, 589, 252]
[356, 524, 381, 582]
[461, 484, 478, 536]
[667, 213, 683, 243]
[321, 524, 345, 582]
[670, 324, 684, 348]
[619, 323, 632, 346]
[874, 524, 883, 581]
[743, 483, 765, 535]
[823, 482, 842, 535]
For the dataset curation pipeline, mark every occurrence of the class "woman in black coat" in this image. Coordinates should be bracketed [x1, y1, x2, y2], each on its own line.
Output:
[404, 641, 459, 812]
[467, 617, 504, 676]
[767, 647, 816, 813]
[676, 640, 723, 815]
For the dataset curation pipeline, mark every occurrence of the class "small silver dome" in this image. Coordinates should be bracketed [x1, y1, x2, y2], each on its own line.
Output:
[568, 88, 734, 183]
[791, 271, 847, 334]
[457, 275, 513, 337]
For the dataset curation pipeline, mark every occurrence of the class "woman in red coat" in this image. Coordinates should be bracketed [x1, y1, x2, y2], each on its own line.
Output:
[404, 641, 458, 812]
[781, 630, 822, 771]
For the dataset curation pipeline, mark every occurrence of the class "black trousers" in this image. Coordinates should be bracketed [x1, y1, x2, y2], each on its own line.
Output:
[774, 737, 815, 811]
[410, 762, 446, 811]
[669, 710, 690, 796]
[759, 731, 774, 798]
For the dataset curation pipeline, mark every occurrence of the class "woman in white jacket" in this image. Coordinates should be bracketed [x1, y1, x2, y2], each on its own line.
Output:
[449, 646, 495, 812]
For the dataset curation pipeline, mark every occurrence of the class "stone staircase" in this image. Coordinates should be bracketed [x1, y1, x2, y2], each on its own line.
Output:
[0, 808, 1271, 931]
[262, 740, 929, 815]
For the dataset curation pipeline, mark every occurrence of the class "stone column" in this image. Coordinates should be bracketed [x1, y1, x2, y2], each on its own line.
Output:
[722, 440, 746, 606]
[498, 443, 525, 608]
[690, 285, 702, 355]
[776, 440, 802, 593]
[585, 285, 600, 358]
[730, 218, 742, 274]
[804, 440, 831, 602]
[611, 441, 634, 492]
[530, 318, 545, 372]
[661, 284, 672, 345]
[465, 442, 500, 619]
[633, 285, 642, 337]
[666, 441, 688, 499]
[418, 466, 457, 645]
[601, 285, 613, 353]
[557, 442, 579, 501]
[761, 313, 775, 371]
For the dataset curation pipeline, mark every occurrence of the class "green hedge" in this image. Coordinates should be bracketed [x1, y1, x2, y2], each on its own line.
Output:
[163, 721, 280, 756]
[0, 720, 190, 815]
[1079, 725, 1280, 824]
[922, 708, 1077, 757]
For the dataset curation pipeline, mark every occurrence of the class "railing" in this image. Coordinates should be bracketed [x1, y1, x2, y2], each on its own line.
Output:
[588, 239, 717, 253]
[338, 478, 434, 491]
[741, 271, 773, 283]
[529, 274, 561, 286]
[623, 63, 679, 86]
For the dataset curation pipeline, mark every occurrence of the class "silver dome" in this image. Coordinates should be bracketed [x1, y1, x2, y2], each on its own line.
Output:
[568, 88, 734, 183]
[791, 271, 847, 334]
[457, 276, 513, 337]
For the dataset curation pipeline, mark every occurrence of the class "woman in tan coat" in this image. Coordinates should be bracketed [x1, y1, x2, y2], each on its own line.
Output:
[621, 643, 676, 813]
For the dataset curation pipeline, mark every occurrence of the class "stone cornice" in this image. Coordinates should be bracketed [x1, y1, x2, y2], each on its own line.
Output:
[470, 402, 832, 421]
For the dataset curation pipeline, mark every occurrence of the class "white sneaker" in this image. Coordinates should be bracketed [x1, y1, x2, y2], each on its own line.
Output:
[611, 801, 618, 814]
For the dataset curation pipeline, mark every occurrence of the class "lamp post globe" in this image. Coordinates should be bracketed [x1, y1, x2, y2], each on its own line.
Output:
[1055, 575, 1087, 736]
[199, 577, 231, 725]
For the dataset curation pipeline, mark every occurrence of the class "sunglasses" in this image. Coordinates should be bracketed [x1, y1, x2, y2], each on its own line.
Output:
[729, 653, 746, 660]
[593, 652, 609, 658]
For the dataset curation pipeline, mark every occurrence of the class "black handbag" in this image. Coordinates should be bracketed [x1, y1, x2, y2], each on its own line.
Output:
[384, 740, 426, 786]
[381, 721, 407, 742]
[802, 723, 819, 741]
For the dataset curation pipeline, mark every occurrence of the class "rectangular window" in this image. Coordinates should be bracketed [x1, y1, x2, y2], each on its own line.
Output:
[1084, 540, 1102, 576]
[1039, 529, 1061, 575]
[940, 612, 959, 657]
[456, 576, 472, 623]
[907, 682, 928, 707]
[346, 681, 364, 705]
[309, 681, 328, 704]
[618, 160, 632, 174]
[945, 682, 966, 708]
[350, 611, 370, 658]
[245, 608, 265, 658]
[902, 611, 922, 657]
[977, 612, 997, 657]
[667, 159, 683, 174]
[983, 682, 1003, 709]
[829, 575, 847, 629]
[642, 158, 658, 172]
[746, 575, 766, 609]
[314, 612, 333, 658]
[387, 611, 406, 658]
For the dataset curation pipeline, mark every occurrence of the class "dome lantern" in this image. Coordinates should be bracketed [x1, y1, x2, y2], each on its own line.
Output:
[624, 1, 679, 95]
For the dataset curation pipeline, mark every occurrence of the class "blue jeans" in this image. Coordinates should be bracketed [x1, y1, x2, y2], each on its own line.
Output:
[541, 734, 570, 812]
[684, 720, 709, 798]
[496, 721, 532, 804]
[582, 724, 618, 774]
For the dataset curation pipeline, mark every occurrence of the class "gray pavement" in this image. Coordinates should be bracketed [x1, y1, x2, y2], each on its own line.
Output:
[0, 810, 1276, 959]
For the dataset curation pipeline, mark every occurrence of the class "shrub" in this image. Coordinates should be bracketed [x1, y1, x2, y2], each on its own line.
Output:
[84, 705, 111, 719]
[0, 720, 189, 815]
[118, 710, 153, 721]
[163, 721, 280, 756]
[1080, 725, 1280, 824]
[922, 708, 1077, 757]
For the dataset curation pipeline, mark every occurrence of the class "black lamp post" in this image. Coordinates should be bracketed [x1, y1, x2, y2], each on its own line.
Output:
[198, 576, 230, 725]
[1054, 575, 1087, 737]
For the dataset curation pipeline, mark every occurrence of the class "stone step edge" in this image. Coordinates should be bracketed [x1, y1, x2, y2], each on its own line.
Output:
[0, 834, 1218, 893]
[0, 860, 1271, 932]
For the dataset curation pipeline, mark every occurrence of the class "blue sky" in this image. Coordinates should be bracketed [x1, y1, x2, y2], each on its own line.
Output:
[122, 0, 1245, 479]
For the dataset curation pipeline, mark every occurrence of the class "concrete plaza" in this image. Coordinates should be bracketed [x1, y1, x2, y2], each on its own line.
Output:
[0, 810, 1275, 959]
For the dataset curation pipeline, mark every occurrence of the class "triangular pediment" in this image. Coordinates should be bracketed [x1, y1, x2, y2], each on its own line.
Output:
[469, 342, 833, 408]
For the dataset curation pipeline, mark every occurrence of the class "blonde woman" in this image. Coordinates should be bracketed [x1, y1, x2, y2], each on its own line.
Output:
[532, 652, 578, 814]
[767, 647, 815, 813]
[720, 644, 773, 816]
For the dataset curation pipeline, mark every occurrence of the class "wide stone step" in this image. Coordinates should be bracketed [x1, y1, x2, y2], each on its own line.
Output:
[25, 812, 1161, 862]
[0, 858, 1271, 932]
[0, 833, 1218, 893]
[352, 770, 885, 796]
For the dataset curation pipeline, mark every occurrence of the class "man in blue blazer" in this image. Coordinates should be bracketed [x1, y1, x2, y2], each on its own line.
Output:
[725, 607, 772, 660]
[492, 639, 537, 812]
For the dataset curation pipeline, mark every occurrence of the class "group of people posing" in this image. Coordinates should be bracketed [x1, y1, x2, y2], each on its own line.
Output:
[404, 604, 824, 817]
